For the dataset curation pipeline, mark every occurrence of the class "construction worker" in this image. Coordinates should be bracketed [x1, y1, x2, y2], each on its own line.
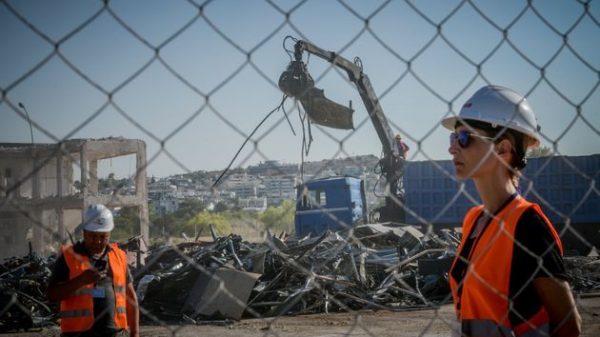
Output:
[48, 204, 139, 337]
[395, 134, 409, 159]
[442, 85, 581, 337]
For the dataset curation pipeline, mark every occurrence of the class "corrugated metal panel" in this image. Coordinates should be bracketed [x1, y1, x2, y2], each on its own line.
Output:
[403, 154, 600, 225]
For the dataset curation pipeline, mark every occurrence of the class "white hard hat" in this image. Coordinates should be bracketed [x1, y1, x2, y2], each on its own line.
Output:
[441, 85, 541, 149]
[83, 204, 114, 232]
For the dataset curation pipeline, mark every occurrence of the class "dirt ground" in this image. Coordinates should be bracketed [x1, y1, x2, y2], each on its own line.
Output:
[6, 296, 599, 337]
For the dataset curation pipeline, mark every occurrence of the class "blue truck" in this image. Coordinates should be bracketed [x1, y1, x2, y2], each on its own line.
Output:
[295, 177, 368, 237]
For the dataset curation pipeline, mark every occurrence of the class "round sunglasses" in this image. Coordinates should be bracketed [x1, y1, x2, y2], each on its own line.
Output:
[450, 130, 496, 148]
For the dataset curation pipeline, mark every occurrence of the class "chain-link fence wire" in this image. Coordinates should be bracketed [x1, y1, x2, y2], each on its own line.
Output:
[0, 0, 599, 335]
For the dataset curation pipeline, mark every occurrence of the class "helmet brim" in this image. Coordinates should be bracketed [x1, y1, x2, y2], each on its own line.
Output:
[441, 116, 458, 131]
[83, 222, 114, 232]
[441, 115, 540, 149]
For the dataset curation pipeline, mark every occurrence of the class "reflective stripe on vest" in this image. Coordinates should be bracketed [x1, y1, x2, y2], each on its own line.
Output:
[462, 320, 549, 337]
[60, 243, 129, 333]
[462, 319, 513, 336]
[60, 308, 93, 318]
[518, 324, 550, 337]
[73, 288, 96, 296]
[449, 197, 563, 337]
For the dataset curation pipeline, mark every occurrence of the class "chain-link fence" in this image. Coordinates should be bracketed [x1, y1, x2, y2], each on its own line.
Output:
[1, 0, 599, 336]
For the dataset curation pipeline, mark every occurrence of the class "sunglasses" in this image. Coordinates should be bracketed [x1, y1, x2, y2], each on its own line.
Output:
[449, 130, 496, 148]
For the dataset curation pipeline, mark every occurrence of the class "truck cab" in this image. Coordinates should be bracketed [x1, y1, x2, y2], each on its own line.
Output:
[295, 176, 368, 237]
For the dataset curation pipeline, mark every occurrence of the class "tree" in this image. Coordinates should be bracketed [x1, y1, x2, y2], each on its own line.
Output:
[149, 204, 174, 238]
[184, 211, 231, 238]
[174, 199, 206, 218]
[214, 201, 229, 213]
[527, 146, 553, 158]
[148, 199, 206, 238]
[259, 199, 295, 233]
[112, 206, 140, 241]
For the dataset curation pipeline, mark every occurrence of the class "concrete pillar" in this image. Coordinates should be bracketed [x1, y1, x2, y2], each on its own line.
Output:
[31, 154, 43, 255]
[89, 160, 98, 195]
[80, 143, 89, 223]
[136, 141, 149, 265]
[56, 149, 65, 243]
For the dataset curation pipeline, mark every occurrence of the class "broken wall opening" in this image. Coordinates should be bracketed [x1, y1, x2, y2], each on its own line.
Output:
[0, 210, 33, 260]
[95, 154, 138, 196]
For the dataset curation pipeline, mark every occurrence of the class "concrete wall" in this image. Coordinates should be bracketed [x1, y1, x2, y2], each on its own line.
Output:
[0, 139, 149, 263]
[0, 210, 33, 260]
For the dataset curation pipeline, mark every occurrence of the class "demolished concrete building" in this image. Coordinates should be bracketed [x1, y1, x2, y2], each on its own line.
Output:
[0, 138, 149, 263]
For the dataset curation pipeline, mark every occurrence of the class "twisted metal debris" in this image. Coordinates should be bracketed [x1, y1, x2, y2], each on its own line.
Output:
[0, 247, 57, 332]
[138, 224, 457, 322]
[0, 228, 598, 331]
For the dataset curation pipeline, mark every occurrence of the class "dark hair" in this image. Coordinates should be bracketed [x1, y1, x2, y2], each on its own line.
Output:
[455, 119, 527, 170]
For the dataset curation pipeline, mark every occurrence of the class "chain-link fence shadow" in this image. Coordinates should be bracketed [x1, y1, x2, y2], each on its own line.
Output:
[0, 0, 599, 336]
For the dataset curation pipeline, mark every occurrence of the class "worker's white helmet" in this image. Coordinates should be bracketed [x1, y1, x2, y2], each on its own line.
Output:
[83, 204, 114, 232]
[441, 85, 541, 149]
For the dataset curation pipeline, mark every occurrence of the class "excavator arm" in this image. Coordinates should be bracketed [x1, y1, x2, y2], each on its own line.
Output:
[279, 38, 405, 222]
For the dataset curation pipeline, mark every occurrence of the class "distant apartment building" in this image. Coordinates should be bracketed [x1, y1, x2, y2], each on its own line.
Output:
[232, 185, 258, 199]
[262, 175, 297, 206]
[221, 173, 261, 199]
[196, 189, 236, 209]
[148, 179, 176, 195]
[340, 166, 363, 177]
[148, 179, 178, 216]
[153, 195, 179, 216]
[312, 168, 338, 179]
[247, 160, 298, 176]
[238, 196, 268, 212]
[169, 176, 194, 193]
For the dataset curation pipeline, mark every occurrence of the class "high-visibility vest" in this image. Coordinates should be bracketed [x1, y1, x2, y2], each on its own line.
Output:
[60, 243, 129, 333]
[449, 196, 563, 336]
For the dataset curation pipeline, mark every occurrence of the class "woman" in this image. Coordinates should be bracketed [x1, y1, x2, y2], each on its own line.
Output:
[442, 85, 581, 337]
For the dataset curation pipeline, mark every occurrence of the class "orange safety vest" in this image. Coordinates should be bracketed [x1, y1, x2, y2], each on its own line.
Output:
[449, 196, 563, 337]
[60, 243, 129, 333]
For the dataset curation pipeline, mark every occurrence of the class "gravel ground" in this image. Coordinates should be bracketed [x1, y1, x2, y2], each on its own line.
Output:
[4, 296, 599, 337]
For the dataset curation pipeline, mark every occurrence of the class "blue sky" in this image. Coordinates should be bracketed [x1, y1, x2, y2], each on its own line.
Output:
[1, 0, 598, 178]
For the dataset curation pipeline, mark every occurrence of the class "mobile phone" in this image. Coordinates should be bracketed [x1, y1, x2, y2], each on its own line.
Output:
[94, 259, 107, 271]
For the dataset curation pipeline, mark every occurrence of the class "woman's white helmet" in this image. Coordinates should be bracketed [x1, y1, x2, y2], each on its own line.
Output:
[441, 85, 541, 149]
[83, 204, 114, 232]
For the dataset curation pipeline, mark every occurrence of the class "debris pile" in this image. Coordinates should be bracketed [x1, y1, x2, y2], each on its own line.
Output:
[138, 224, 458, 323]
[564, 256, 600, 293]
[1, 226, 599, 329]
[0, 250, 57, 332]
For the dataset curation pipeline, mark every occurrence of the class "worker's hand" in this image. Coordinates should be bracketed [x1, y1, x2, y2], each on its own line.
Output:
[78, 269, 106, 285]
